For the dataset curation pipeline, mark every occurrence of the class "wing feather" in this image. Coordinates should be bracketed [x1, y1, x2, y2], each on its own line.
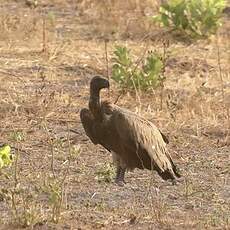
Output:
[80, 108, 99, 144]
[106, 103, 179, 178]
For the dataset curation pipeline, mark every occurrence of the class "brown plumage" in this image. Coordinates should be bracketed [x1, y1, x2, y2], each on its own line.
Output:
[80, 76, 181, 185]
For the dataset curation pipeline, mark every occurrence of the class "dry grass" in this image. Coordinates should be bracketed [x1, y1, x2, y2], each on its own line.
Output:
[0, 0, 229, 229]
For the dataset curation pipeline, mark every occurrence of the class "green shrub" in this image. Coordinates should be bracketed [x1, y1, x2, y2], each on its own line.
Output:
[153, 0, 226, 38]
[112, 46, 164, 91]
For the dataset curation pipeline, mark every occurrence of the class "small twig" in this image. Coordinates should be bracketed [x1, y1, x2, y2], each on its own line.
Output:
[10, 127, 21, 220]
[104, 39, 110, 98]
[216, 35, 225, 111]
[60, 123, 71, 186]
[11, 126, 20, 188]
[160, 39, 169, 110]
[55, 122, 71, 222]
[11, 146, 29, 155]
[113, 90, 124, 104]
[43, 122, 56, 178]
[131, 77, 141, 108]
[42, 17, 47, 53]
[133, 42, 150, 73]
[14, 143, 19, 188]
[69, 129, 80, 135]
[45, 118, 77, 123]
[11, 191, 18, 220]
[216, 35, 229, 144]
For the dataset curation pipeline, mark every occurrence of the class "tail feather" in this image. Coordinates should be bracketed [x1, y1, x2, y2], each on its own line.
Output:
[165, 151, 182, 179]
[157, 164, 181, 181]
[159, 170, 174, 180]
[172, 164, 181, 178]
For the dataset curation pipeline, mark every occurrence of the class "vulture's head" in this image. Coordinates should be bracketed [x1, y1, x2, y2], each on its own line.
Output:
[90, 76, 109, 94]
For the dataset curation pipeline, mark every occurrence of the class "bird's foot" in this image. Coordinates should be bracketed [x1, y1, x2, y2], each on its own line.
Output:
[115, 179, 126, 187]
[115, 166, 126, 187]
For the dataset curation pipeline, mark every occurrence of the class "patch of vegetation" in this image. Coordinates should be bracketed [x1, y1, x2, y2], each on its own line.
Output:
[112, 46, 164, 91]
[0, 187, 43, 228]
[42, 176, 64, 223]
[10, 131, 26, 142]
[40, 143, 81, 223]
[153, 0, 226, 38]
[95, 163, 115, 183]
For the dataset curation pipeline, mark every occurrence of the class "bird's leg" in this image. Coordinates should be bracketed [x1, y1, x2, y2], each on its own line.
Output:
[115, 166, 121, 180]
[115, 166, 126, 186]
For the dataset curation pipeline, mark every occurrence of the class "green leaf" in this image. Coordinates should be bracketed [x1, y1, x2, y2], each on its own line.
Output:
[113, 46, 132, 66]
[161, 14, 170, 26]
[0, 158, 4, 168]
[0, 145, 12, 169]
[152, 15, 163, 23]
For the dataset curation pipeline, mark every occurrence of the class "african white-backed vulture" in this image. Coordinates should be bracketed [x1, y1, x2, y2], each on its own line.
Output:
[80, 76, 181, 185]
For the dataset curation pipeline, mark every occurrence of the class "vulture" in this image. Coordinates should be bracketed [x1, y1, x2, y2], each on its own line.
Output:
[80, 76, 181, 186]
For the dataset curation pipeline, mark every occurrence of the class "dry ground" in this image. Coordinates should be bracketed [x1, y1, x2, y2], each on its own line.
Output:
[0, 1, 229, 229]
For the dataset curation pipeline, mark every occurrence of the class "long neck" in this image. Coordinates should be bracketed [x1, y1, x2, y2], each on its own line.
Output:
[89, 88, 102, 120]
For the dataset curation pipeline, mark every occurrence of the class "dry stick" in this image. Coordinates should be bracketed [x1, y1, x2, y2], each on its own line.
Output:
[50, 139, 55, 178]
[54, 122, 71, 223]
[216, 35, 230, 143]
[11, 127, 20, 220]
[226, 33, 230, 141]
[60, 123, 71, 186]
[160, 40, 168, 111]
[133, 41, 149, 73]
[43, 122, 56, 178]
[104, 39, 110, 98]
[14, 143, 19, 188]
[227, 108, 230, 142]
[11, 126, 20, 188]
[131, 77, 142, 109]
[12, 148, 19, 220]
[216, 35, 225, 113]
[113, 90, 124, 104]
[132, 41, 151, 107]
[42, 17, 47, 53]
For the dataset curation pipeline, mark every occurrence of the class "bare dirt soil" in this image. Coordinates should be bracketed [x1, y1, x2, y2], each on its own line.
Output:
[0, 1, 229, 229]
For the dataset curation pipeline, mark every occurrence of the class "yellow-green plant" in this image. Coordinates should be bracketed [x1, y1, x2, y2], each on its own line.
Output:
[0, 145, 12, 169]
[112, 46, 163, 91]
[95, 163, 115, 183]
[153, 0, 226, 38]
